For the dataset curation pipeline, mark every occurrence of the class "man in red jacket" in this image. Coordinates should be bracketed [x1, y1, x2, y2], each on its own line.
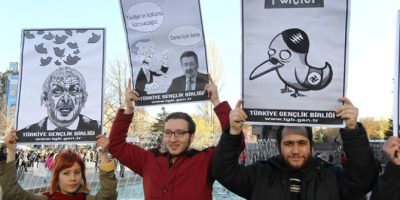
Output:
[108, 77, 231, 200]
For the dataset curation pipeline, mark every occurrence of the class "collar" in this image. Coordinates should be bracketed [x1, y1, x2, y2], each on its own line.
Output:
[150, 148, 201, 158]
[47, 116, 79, 130]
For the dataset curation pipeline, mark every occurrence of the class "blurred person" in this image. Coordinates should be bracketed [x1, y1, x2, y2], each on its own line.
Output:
[0, 130, 117, 200]
[212, 98, 378, 200]
[44, 152, 55, 183]
[370, 136, 400, 200]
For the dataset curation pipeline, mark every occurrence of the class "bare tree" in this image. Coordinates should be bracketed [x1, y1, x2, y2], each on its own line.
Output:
[192, 41, 225, 148]
[360, 117, 389, 140]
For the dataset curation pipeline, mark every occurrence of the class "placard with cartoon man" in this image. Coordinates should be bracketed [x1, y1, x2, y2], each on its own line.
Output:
[243, 0, 349, 127]
[120, 0, 209, 106]
[16, 28, 105, 143]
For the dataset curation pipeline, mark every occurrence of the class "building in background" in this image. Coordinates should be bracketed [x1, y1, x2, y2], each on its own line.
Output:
[0, 62, 19, 135]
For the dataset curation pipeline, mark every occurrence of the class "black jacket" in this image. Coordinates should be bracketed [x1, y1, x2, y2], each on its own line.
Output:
[370, 161, 400, 200]
[212, 123, 378, 200]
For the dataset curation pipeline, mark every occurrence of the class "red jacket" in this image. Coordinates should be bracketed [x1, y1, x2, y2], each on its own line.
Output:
[109, 101, 231, 200]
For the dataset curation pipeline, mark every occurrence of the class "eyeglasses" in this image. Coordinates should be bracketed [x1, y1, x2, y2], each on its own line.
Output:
[163, 130, 190, 138]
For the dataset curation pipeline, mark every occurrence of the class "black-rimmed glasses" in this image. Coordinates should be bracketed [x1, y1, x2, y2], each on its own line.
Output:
[163, 130, 190, 138]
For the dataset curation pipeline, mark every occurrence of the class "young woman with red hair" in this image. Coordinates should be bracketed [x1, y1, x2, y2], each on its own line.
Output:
[0, 130, 117, 200]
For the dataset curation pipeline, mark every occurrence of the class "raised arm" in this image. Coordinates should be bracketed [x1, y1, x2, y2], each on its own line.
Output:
[204, 75, 230, 130]
[212, 100, 259, 199]
[335, 97, 378, 198]
[0, 129, 46, 200]
[108, 80, 149, 175]
[91, 135, 117, 200]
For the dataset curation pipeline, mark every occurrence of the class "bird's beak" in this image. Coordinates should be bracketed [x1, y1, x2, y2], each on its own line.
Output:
[249, 58, 283, 80]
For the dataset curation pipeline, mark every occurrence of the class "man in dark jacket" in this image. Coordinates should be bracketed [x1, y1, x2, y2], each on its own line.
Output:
[212, 97, 378, 200]
[370, 136, 400, 200]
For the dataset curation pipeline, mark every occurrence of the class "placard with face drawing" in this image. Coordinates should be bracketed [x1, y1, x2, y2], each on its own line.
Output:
[120, 0, 209, 106]
[243, 0, 349, 127]
[16, 28, 105, 144]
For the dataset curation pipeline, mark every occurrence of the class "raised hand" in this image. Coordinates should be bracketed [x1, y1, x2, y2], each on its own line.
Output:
[336, 97, 358, 130]
[229, 99, 247, 135]
[4, 129, 18, 162]
[204, 75, 220, 106]
[96, 135, 111, 164]
[96, 135, 110, 153]
[125, 79, 140, 114]
[382, 136, 400, 165]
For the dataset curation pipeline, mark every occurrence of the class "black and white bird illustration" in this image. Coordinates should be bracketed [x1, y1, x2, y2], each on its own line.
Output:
[65, 30, 73, 36]
[55, 60, 62, 66]
[25, 31, 35, 39]
[35, 43, 48, 54]
[43, 32, 54, 40]
[54, 34, 68, 44]
[53, 47, 65, 58]
[64, 54, 81, 65]
[249, 28, 332, 97]
[67, 42, 78, 49]
[88, 33, 101, 43]
[40, 56, 52, 66]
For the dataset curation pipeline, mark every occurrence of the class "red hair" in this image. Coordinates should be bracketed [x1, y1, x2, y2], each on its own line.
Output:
[48, 150, 89, 194]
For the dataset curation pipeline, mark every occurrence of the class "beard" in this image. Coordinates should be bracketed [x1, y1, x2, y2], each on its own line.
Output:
[281, 153, 312, 171]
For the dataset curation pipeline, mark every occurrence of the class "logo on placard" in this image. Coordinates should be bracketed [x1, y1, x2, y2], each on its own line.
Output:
[265, 0, 324, 9]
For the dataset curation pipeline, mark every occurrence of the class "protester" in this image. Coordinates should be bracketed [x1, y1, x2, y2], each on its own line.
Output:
[370, 136, 400, 200]
[0, 129, 117, 200]
[212, 98, 378, 199]
[0, 145, 6, 162]
[44, 152, 55, 183]
[109, 76, 232, 199]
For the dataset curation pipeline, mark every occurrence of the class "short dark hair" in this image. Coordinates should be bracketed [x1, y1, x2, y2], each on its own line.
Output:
[180, 51, 198, 64]
[164, 112, 196, 134]
[276, 126, 313, 145]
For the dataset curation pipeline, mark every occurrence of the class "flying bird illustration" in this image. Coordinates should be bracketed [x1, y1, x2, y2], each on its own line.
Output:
[54, 35, 68, 44]
[55, 60, 61, 66]
[53, 47, 65, 58]
[249, 28, 332, 97]
[88, 33, 101, 43]
[40, 56, 52, 66]
[37, 30, 45, 35]
[76, 29, 88, 33]
[67, 42, 78, 49]
[65, 30, 73, 36]
[35, 43, 48, 54]
[24, 31, 35, 39]
[64, 54, 81, 65]
[73, 49, 80, 54]
[43, 32, 54, 40]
